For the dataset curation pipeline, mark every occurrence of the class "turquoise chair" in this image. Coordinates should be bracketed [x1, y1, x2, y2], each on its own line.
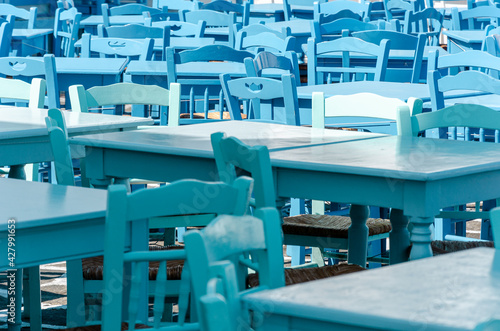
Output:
[80, 32, 154, 61]
[53, 6, 81, 57]
[151, 0, 201, 20]
[165, 44, 253, 121]
[219, 73, 300, 125]
[403, 8, 443, 46]
[352, 30, 427, 83]
[200, 0, 250, 26]
[180, 9, 237, 47]
[451, 5, 500, 30]
[314, 0, 371, 22]
[184, 208, 285, 331]
[0, 3, 37, 29]
[68, 81, 180, 124]
[45, 108, 253, 327]
[101, 3, 164, 27]
[311, 17, 379, 42]
[211, 131, 374, 270]
[0, 54, 58, 109]
[145, 20, 206, 38]
[283, 0, 325, 21]
[307, 36, 390, 84]
[234, 24, 296, 55]
[383, 0, 415, 21]
[244, 50, 301, 86]
[0, 21, 12, 57]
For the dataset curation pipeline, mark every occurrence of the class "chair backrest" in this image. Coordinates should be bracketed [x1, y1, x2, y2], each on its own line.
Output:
[485, 34, 500, 56]
[0, 54, 58, 108]
[312, 91, 417, 134]
[101, 3, 164, 27]
[211, 131, 277, 209]
[68, 82, 180, 124]
[80, 33, 155, 61]
[383, 0, 414, 21]
[151, 0, 201, 20]
[234, 25, 296, 55]
[0, 21, 12, 58]
[451, 5, 500, 30]
[427, 50, 500, 111]
[352, 30, 426, 83]
[181, 9, 237, 46]
[403, 8, 443, 46]
[314, 0, 370, 22]
[307, 36, 391, 84]
[220, 73, 300, 125]
[201, 0, 250, 26]
[283, 0, 326, 21]
[184, 208, 285, 331]
[311, 17, 379, 42]
[101, 177, 254, 330]
[244, 50, 301, 86]
[45, 108, 74, 185]
[0, 4, 37, 29]
[0, 77, 45, 109]
[147, 20, 205, 38]
[53, 6, 81, 57]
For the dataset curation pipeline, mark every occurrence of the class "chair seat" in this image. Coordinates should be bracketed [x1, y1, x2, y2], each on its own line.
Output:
[64, 322, 149, 330]
[180, 111, 247, 119]
[82, 246, 185, 281]
[282, 214, 392, 239]
[431, 240, 494, 255]
[247, 263, 365, 287]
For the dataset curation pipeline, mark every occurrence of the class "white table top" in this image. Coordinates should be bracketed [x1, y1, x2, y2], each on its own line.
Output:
[70, 121, 385, 155]
[0, 107, 153, 140]
[243, 248, 500, 331]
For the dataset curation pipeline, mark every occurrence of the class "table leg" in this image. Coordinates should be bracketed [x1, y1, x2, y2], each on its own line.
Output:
[347, 204, 369, 267]
[389, 209, 410, 264]
[409, 216, 434, 260]
[7, 269, 23, 331]
[8, 165, 26, 180]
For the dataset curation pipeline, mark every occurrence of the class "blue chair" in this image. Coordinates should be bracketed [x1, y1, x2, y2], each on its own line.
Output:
[166, 44, 253, 121]
[53, 6, 81, 57]
[234, 24, 296, 55]
[451, 5, 500, 30]
[311, 17, 379, 42]
[0, 3, 37, 29]
[201, 0, 250, 26]
[45, 108, 253, 327]
[383, 0, 415, 21]
[424, 49, 500, 241]
[80, 32, 155, 61]
[220, 73, 300, 125]
[101, 3, 164, 27]
[0, 54, 59, 109]
[283, 0, 325, 21]
[485, 33, 500, 57]
[352, 30, 427, 83]
[151, 0, 201, 20]
[314, 0, 371, 22]
[180, 9, 237, 47]
[403, 8, 444, 46]
[307, 36, 390, 85]
[145, 19, 206, 38]
[0, 21, 12, 58]
[244, 50, 301, 86]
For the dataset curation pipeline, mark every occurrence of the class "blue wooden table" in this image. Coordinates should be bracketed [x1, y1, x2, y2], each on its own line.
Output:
[443, 30, 484, 53]
[243, 247, 500, 331]
[70, 121, 500, 264]
[79, 15, 146, 34]
[11, 28, 53, 56]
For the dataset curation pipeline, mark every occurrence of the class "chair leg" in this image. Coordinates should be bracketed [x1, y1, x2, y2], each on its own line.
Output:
[66, 259, 86, 327]
[23, 266, 42, 331]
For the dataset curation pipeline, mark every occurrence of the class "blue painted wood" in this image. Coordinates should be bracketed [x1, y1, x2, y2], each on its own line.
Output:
[307, 36, 390, 84]
[201, 0, 250, 26]
[151, 0, 200, 21]
[0, 21, 12, 57]
[53, 6, 81, 57]
[101, 2, 163, 27]
[451, 5, 500, 30]
[383, 0, 414, 21]
[314, 0, 371, 22]
[403, 7, 444, 46]
[244, 50, 301, 86]
[282, 0, 321, 20]
[185, 208, 285, 331]
[0, 3, 36, 29]
[234, 23, 295, 55]
[180, 9, 237, 46]
[311, 17, 379, 42]
[80, 32, 154, 61]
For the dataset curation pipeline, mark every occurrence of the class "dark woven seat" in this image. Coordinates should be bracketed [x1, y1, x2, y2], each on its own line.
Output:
[63, 322, 149, 331]
[247, 263, 366, 287]
[82, 246, 185, 281]
[431, 240, 494, 255]
[282, 214, 392, 239]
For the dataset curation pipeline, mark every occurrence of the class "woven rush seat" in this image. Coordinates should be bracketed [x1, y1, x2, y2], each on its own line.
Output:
[82, 246, 184, 281]
[282, 214, 392, 239]
[247, 264, 366, 287]
[64, 322, 149, 331]
[431, 240, 494, 255]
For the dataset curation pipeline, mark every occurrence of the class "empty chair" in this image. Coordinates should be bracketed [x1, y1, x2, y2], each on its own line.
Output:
[307, 36, 391, 85]
[151, 0, 201, 20]
[68, 82, 180, 125]
[80, 32, 154, 61]
[234, 24, 296, 55]
[53, 6, 81, 57]
[220, 73, 300, 125]
[166, 44, 253, 121]
[0, 3, 37, 29]
[383, 0, 415, 21]
[451, 5, 500, 30]
[311, 17, 379, 42]
[403, 8, 444, 46]
[0, 21, 12, 57]
[145, 20, 206, 38]
[352, 30, 426, 83]
[245, 50, 301, 86]
[180, 9, 237, 47]
[101, 3, 164, 27]
[485, 33, 500, 56]
[201, 0, 250, 26]
[283, 0, 325, 21]
[314, 0, 371, 22]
